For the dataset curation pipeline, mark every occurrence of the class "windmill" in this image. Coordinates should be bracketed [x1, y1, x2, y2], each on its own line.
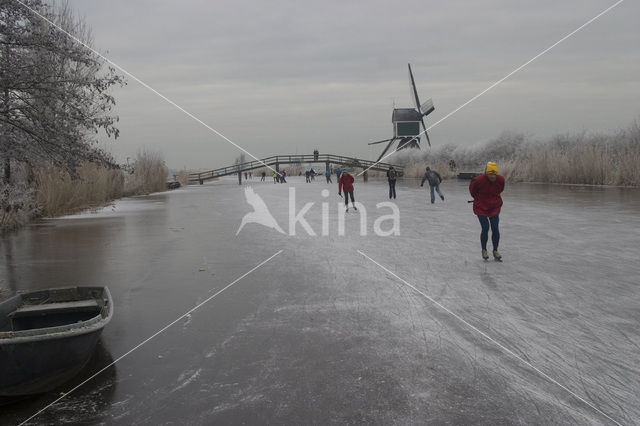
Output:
[369, 64, 435, 162]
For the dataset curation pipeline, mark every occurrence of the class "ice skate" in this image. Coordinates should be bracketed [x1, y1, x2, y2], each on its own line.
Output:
[440, 195, 444, 201]
[482, 250, 489, 260]
[353, 205, 358, 211]
[493, 250, 502, 261]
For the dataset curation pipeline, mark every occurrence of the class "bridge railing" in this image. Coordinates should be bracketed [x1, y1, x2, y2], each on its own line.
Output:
[188, 154, 404, 183]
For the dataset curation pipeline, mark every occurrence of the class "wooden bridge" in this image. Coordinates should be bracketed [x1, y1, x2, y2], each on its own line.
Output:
[188, 154, 404, 184]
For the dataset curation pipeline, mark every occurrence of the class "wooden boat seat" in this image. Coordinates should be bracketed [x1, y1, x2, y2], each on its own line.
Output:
[9, 300, 100, 318]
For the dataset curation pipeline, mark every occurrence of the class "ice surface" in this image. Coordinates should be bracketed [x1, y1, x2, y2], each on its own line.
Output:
[1, 176, 639, 424]
[55, 195, 166, 219]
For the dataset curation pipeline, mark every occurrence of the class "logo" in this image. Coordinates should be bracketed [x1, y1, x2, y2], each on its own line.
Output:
[236, 186, 286, 235]
[236, 187, 400, 237]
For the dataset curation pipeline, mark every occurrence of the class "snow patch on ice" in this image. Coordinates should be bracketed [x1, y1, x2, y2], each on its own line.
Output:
[54, 198, 163, 219]
[182, 313, 192, 328]
[171, 368, 203, 393]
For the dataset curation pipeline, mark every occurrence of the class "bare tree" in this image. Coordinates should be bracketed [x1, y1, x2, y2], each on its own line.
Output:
[234, 152, 246, 172]
[0, 0, 125, 182]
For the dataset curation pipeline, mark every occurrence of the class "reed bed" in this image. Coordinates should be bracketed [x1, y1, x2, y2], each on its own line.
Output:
[389, 121, 640, 186]
[124, 149, 168, 196]
[35, 162, 124, 217]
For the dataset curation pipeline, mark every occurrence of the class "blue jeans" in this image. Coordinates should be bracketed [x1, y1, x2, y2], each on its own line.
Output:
[429, 184, 443, 203]
[477, 215, 500, 251]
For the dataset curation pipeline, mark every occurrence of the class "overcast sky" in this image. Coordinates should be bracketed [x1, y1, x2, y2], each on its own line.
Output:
[61, 0, 639, 170]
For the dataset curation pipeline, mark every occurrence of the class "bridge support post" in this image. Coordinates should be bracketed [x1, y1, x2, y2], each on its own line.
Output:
[325, 161, 330, 173]
[199, 179, 203, 185]
[238, 171, 242, 185]
[363, 170, 368, 182]
[275, 162, 280, 172]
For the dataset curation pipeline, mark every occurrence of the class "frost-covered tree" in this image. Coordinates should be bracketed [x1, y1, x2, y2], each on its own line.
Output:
[0, 0, 124, 182]
[234, 152, 246, 171]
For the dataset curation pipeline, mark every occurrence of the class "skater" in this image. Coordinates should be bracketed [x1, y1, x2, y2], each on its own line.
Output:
[244, 172, 248, 181]
[420, 166, 444, 203]
[305, 170, 311, 183]
[249, 171, 252, 179]
[261, 171, 266, 181]
[281, 170, 287, 183]
[469, 161, 505, 260]
[387, 166, 397, 199]
[272, 171, 278, 183]
[338, 171, 358, 212]
[325, 169, 332, 183]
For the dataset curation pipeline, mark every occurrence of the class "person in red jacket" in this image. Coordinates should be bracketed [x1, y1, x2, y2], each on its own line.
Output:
[469, 162, 505, 260]
[338, 172, 358, 212]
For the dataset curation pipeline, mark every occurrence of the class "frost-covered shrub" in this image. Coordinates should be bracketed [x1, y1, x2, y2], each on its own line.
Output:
[175, 169, 190, 186]
[0, 183, 40, 233]
[387, 120, 640, 186]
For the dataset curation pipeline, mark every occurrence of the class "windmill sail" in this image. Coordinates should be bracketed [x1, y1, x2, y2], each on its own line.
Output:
[408, 64, 421, 112]
[420, 99, 434, 116]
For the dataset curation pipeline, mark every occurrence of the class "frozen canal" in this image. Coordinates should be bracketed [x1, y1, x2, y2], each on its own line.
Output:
[1, 176, 640, 425]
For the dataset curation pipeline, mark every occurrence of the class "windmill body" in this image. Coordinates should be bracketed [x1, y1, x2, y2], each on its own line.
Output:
[369, 64, 435, 162]
[392, 108, 422, 150]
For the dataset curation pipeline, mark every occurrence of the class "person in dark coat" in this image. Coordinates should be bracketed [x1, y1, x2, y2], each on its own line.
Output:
[469, 161, 505, 260]
[386, 166, 397, 199]
[420, 166, 444, 203]
[338, 172, 357, 212]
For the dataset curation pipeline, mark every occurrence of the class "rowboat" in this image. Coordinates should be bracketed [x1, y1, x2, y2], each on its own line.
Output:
[0, 286, 113, 397]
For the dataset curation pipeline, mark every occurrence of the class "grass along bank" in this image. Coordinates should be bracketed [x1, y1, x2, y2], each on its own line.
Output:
[392, 121, 640, 186]
[1, 150, 168, 232]
[124, 149, 169, 196]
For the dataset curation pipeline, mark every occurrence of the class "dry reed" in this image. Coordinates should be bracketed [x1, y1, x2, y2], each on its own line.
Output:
[35, 162, 124, 217]
[124, 149, 168, 196]
[389, 121, 640, 186]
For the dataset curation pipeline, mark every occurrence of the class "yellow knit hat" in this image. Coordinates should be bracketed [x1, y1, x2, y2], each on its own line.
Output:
[485, 162, 498, 175]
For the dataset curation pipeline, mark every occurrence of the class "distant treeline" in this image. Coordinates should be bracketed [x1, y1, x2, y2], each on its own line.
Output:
[394, 120, 640, 187]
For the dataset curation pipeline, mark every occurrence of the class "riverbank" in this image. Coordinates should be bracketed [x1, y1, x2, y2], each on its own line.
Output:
[1, 151, 168, 234]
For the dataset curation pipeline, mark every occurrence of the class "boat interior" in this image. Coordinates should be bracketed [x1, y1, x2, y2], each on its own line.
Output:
[0, 287, 106, 333]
